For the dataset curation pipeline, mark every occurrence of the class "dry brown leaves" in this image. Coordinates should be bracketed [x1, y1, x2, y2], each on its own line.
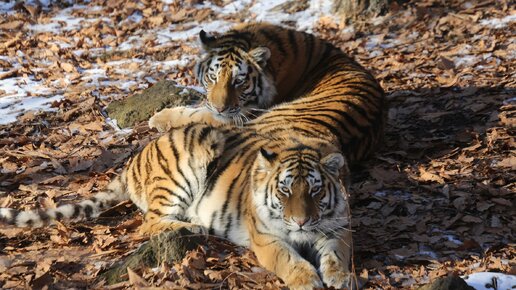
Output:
[1, 0, 515, 289]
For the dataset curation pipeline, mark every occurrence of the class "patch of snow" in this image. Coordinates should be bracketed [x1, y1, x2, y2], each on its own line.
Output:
[390, 272, 411, 279]
[177, 84, 206, 94]
[118, 35, 144, 50]
[81, 68, 108, 87]
[462, 2, 474, 9]
[103, 117, 133, 133]
[248, 0, 337, 33]
[418, 245, 438, 259]
[0, 94, 63, 125]
[0, 2, 16, 13]
[50, 41, 73, 49]
[453, 55, 479, 68]
[152, 55, 194, 70]
[0, 77, 53, 98]
[198, 0, 251, 15]
[480, 14, 516, 28]
[463, 272, 516, 290]
[29, 22, 61, 33]
[444, 234, 463, 245]
[126, 11, 143, 24]
[29, 6, 111, 34]
[503, 97, 516, 105]
[373, 190, 412, 200]
[156, 20, 235, 45]
[116, 80, 138, 92]
[368, 50, 383, 58]
[365, 35, 383, 50]
[51, 13, 85, 31]
[407, 31, 419, 40]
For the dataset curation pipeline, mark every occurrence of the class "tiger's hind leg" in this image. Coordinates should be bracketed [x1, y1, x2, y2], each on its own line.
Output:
[139, 186, 206, 236]
[139, 197, 205, 236]
[149, 106, 228, 133]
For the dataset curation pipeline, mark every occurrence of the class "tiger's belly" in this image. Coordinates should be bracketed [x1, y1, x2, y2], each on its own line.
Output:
[185, 182, 251, 247]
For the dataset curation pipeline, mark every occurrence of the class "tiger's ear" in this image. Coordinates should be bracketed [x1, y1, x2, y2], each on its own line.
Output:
[321, 153, 346, 175]
[256, 147, 277, 172]
[249, 47, 271, 67]
[199, 30, 216, 50]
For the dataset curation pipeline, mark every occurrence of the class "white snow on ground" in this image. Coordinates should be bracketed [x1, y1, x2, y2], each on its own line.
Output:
[463, 272, 516, 290]
[444, 234, 463, 245]
[0, 2, 16, 14]
[3, 0, 341, 125]
[0, 95, 63, 125]
[249, 0, 336, 32]
[480, 14, 516, 28]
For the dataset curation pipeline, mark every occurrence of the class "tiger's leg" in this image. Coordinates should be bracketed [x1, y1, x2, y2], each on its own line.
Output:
[250, 233, 323, 290]
[314, 230, 355, 289]
[149, 106, 228, 133]
[139, 186, 205, 236]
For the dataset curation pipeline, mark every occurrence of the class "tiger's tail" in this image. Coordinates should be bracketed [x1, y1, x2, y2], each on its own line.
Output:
[0, 175, 128, 228]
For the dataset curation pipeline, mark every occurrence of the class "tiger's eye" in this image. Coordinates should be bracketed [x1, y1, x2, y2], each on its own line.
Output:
[280, 186, 290, 193]
[234, 76, 246, 86]
[311, 186, 321, 194]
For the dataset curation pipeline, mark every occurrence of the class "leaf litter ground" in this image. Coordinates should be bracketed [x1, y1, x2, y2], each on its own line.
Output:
[0, 0, 514, 289]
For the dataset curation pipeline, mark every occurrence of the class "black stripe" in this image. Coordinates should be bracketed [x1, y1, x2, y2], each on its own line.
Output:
[169, 137, 192, 195]
[208, 211, 217, 235]
[55, 211, 63, 221]
[37, 210, 50, 223]
[152, 186, 189, 206]
[84, 204, 93, 218]
[71, 204, 81, 219]
[198, 126, 214, 143]
[303, 33, 314, 73]
[287, 29, 298, 58]
[220, 175, 239, 220]
[223, 214, 233, 238]
[260, 30, 287, 57]
[150, 208, 163, 216]
[152, 194, 174, 202]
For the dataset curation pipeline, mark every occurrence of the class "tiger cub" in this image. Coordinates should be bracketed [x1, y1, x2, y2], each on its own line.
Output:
[0, 122, 225, 234]
[153, 22, 386, 163]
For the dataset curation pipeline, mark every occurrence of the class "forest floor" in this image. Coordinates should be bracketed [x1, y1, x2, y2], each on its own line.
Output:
[0, 0, 514, 289]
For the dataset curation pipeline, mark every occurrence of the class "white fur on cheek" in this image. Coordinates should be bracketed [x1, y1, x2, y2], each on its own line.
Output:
[252, 183, 287, 239]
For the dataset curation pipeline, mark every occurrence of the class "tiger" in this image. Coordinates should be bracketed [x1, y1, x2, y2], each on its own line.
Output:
[0, 122, 226, 233]
[0, 120, 355, 289]
[152, 22, 386, 163]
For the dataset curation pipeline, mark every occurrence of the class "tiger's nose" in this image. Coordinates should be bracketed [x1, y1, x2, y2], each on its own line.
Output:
[293, 217, 309, 227]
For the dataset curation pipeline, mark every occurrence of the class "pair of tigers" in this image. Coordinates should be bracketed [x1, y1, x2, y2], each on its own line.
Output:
[0, 23, 385, 289]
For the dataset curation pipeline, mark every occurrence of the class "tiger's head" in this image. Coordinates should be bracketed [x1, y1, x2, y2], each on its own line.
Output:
[194, 30, 277, 122]
[251, 138, 351, 243]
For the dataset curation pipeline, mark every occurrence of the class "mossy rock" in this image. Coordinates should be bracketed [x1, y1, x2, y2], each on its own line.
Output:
[105, 80, 204, 128]
[98, 228, 206, 285]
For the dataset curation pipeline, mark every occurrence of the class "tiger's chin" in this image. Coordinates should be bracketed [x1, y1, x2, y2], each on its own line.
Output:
[288, 229, 319, 243]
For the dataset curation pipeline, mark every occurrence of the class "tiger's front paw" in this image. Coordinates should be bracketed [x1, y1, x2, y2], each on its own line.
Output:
[148, 109, 174, 133]
[319, 256, 355, 289]
[284, 261, 323, 290]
